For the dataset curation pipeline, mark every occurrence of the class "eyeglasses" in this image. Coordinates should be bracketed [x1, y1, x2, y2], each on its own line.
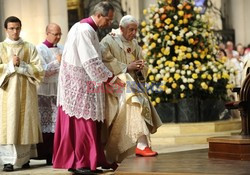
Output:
[49, 32, 62, 37]
[7, 27, 21, 31]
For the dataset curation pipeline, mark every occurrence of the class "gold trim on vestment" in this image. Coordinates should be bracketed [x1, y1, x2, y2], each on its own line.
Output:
[18, 43, 29, 143]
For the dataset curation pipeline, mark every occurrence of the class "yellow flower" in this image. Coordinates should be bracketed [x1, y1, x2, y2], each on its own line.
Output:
[156, 22, 162, 28]
[222, 72, 230, 79]
[172, 56, 177, 61]
[152, 101, 156, 106]
[150, 42, 156, 48]
[153, 33, 159, 40]
[156, 97, 161, 103]
[163, 49, 170, 55]
[186, 53, 192, 59]
[178, 20, 183, 25]
[168, 77, 174, 83]
[169, 61, 175, 67]
[149, 75, 154, 81]
[172, 83, 177, 89]
[163, 76, 168, 82]
[201, 73, 207, 79]
[178, 11, 184, 16]
[180, 46, 187, 52]
[209, 87, 214, 93]
[192, 73, 198, 79]
[174, 73, 181, 80]
[157, 53, 163, 58]
[201, 82, 208, 90]
[143, 9, 147, 15]
[194, 60, 201, 65]
[156, 60, 162, 65]
[192, 52, 198, 58]
[180, 93, 185, 98]
[207, 74, 212, 80]
[169, 24, 174, 29]
[164, 35, 170, 40]
[183, 18, 188, 24]
[176, 36, 182, 41]
[164, 18, 171, 25]
[188, 84, 193, 90]
[188, 38, 194, 44]
[141, 21, 147, 27]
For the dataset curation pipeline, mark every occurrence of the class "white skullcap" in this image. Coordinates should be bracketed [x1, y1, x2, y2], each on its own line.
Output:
[119, 15, 138, 27]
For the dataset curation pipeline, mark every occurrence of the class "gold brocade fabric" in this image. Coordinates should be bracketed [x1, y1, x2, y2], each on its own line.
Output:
[0, 39, 44, 144]
[100, 32, 162, 163]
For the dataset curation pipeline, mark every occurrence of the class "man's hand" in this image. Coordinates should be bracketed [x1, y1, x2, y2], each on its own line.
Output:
[56, 54, 62, 63]
[127, 59, 145, 71]
[13, 55, 20, 66]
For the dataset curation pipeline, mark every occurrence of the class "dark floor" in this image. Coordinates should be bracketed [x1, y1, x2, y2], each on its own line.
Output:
[115, 149, 250, 175]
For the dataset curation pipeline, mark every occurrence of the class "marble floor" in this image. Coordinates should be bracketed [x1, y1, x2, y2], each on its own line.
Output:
[0, 144, 209, 175]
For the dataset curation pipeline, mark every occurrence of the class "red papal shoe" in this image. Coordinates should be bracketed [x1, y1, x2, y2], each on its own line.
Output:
[135, 147, 158, 157]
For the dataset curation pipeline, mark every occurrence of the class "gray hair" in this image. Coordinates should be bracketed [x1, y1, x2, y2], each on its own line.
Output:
[119, 15, 138, 28]
[92, 1, 114, 16]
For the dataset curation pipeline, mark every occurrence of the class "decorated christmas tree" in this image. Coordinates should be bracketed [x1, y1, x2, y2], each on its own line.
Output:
[140, 0, 236, 107]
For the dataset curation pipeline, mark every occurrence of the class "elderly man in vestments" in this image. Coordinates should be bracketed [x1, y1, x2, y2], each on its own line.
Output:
[36, 23, 63, 165]
[52, 1, 125, 174]
[0, 16, 44, 171]
[100, 15, 162, 163]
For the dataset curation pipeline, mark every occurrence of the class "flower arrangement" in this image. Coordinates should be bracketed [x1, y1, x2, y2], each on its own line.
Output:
[140, 0, 236, 106]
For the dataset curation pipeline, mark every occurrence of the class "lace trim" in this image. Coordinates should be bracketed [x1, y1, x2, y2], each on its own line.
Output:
[58, 60, 109, 121]
[38, 96, 57, 133]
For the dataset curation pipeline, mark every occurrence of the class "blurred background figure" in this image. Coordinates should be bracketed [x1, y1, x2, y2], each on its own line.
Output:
[36, 23, 63, 165]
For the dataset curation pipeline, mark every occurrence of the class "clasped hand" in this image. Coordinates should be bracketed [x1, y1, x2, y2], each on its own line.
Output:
[127, 59, 145, 71]
[13, 55, 20, 66]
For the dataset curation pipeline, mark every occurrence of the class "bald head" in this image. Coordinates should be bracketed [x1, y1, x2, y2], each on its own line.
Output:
[46, 23, 62, 44]
[46, 23, 61, 34]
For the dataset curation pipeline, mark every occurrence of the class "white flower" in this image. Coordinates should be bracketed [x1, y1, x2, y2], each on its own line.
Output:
[160, 57, 166, 61]
[181, 70, 186, 75]
[196, 14, 201, 19]
[187, 70, 191, 75]
[148, 89, 152, 94]
[173, 15, 178, 20]
[170, 67, 175, 73]
[201, 66, 207, 71]
[160, 69, 166, 74]
[165, 67, 170, 71]
[152, 68, 158, 74]
[195, 69, 200, 73]
[159, 64, 164, 68]
[155, 73, 161, 81]
[212, 68, 218, 72]
[182, 77, 187, 83]
[157, 38, 162, 43]
[174, 26, 179, 31]
[165, 72, 170, 78]
[180, 84, 185, 90]
[159, 7, 164, 13]
[176, 69, 181, 73]
[149, 59, 154, 64]
[165, 88, 172, 94]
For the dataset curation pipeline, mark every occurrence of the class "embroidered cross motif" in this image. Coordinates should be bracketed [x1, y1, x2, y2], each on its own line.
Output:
[127, 48, 131, 53]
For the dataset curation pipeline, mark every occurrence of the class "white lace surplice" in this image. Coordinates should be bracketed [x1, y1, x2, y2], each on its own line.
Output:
[57, 22, 112, 122]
